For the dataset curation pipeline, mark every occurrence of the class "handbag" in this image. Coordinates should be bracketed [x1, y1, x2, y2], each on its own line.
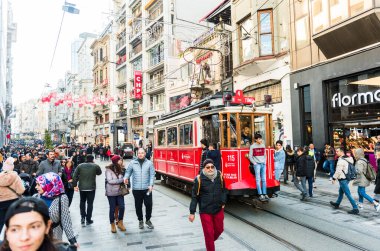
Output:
[119, 183, 129, 196]
[249, 163, 255, 175]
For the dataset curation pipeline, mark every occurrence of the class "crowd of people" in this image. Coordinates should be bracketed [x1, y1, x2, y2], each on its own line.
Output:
[0, 142, 156, 251]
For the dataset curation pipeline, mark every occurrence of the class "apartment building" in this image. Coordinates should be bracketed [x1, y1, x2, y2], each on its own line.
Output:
[0, 0, 16, 146]
[289, 0, 380, 150]
[111, 0, 220, 147]
[231, 0, 292, 145]
[72, 33, 97, 144]
[91, 22, 116, 147]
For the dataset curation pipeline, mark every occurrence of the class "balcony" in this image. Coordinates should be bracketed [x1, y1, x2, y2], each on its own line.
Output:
[116, 55, 127, 69]
[129, 107, 143, 117]
[149, 102, 164, 112]
[145, 2, 163, 27]
[312, 2, 380, 58]
[147, 54, 164, 72]
[116, 81, 127, 88]
[116, 110, 128, 119]
[145, 29, 163, 48]
[145, 78, 164, 94]
[116, 37, 126, 53]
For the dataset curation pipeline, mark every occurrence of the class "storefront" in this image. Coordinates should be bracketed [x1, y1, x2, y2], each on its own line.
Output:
[290, 44, 380, 169]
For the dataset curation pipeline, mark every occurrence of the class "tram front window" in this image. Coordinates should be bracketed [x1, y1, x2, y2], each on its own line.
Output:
[240, 115, 253, 147]
[255, 115, 266, 144]
[230, 113, 238, 147]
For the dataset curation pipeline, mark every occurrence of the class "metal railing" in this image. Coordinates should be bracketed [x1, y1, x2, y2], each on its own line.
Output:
[130, 107, 143, 116]
[146, 78, 164, 91]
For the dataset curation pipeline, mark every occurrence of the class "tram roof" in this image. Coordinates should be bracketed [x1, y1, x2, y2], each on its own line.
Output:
[155, 94, 272, 127]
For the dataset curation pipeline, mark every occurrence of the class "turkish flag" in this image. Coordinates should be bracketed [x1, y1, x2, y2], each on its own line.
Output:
[6, 133, 11, 139]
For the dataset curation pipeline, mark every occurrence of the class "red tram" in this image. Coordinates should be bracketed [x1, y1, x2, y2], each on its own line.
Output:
[153, 95, 280, 197]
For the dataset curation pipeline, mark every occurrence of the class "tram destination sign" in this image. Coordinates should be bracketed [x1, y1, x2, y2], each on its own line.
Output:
[230, 90, 255, 105]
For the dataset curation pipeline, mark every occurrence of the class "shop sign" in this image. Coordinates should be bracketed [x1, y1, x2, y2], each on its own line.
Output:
[134, 71, 142, 99]
[331, 89, 380, 108]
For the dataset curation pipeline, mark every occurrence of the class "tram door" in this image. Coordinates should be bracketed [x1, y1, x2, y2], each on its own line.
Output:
[202, 114, 220, 148]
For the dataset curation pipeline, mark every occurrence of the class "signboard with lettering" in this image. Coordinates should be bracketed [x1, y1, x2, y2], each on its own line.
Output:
[134, 71, 142, 99]
[221, 150, 239, 183]
[231, 90, 255, 105]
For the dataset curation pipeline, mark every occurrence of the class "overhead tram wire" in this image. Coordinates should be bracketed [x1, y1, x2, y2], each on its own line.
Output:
[49, 10, 66, 71]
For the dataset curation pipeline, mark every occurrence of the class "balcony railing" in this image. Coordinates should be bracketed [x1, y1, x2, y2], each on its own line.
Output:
[146, 4, 163, 26]
[130, 107, 143, 116]
[116, 38, 126, 51]
[150, 103, 164, 112]
[117, 111, 128, 118]
[146, 78, 164, 92]
[146, 32, 163, 48]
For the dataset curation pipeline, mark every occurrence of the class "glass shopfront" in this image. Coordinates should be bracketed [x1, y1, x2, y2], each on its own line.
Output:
[326, 68, 380, 169]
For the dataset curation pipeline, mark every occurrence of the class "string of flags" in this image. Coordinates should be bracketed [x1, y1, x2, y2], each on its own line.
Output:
[39, 92, 132, 107]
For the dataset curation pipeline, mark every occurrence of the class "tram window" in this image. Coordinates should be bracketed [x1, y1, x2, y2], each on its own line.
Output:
[158, 130, 166, 146]
[230, 113, 238, 147]
[203, 116, 219, 147]
[221, 114, 228, 148]
[240, 115, 253, 147]
[179, 124, 193, 145]
[167, 127, 178, 146]
[254, 115, 266, 144]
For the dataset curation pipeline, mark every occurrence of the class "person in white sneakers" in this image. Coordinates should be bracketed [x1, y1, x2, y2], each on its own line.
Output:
[352, 148, 380, 211]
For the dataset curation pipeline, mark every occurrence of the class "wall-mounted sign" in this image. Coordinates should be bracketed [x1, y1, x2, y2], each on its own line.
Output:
[134, 71, 142, 99]
[331, 89, 380, 108]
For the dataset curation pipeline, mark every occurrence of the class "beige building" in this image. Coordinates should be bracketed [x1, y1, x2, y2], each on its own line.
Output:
[231, 0, 293, 144]
[91, 22, 116, 147]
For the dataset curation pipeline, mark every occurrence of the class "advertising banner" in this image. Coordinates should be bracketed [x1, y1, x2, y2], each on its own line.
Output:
[134, 71, 142, 99]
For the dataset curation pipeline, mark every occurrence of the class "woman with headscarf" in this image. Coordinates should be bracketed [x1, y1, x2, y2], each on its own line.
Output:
[0, 157, 25, 231]
[34, 172, 78, 247]
[352, 148, 380, 211]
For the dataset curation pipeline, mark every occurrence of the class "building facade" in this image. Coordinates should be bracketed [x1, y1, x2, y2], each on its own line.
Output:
[0, 0, 16, 146]
[231, 0, 293, 146]
[110, 0, 220, 148]
[91, 22, 116, 148]
[289, 0, 380, 156]
[72, 33, 97, 144]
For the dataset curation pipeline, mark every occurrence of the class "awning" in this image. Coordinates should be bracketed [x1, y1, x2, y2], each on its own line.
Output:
[199, 0, 231, 25]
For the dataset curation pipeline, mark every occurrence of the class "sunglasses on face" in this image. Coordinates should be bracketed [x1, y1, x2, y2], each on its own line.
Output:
[205, 165, 215, 170]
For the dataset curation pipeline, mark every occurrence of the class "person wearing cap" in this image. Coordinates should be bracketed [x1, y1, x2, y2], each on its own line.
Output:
[189, 158, 227, 251]
[124, 148, 155, 230]
[0, 157, 26, 231]
[72, 154, 102, 225]
[1, 197, 75, 251]
[34, 172, 78, 246]
[105, 155, 126, 233]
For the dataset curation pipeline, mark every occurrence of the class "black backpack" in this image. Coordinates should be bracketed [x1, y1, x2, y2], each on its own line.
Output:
[343, 159, 357, 181]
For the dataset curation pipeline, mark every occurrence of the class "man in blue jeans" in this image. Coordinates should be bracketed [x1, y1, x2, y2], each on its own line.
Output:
[249, 134, 267, 202]
[330, 147, 359, 214]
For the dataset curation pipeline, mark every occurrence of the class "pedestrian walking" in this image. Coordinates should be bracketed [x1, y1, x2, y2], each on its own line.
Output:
[274, 140, 285, 183]
[284, 145, 296, 183]
[294, 147, 308, 201]
[20, 153, 38, 177]
[189, 159, 227, 251]
[62, 159, 76, 206]
[146, 141, 153, 160]
[323, 143, 336, 181]
[200, 139, 209, 170]
[0, 157, 25, 231]
[1, 197, 75, 251]
[308, 143, 321, 185]
[330, 147, 359, 214]
[249, 134, 268, 202]
[105, 155, 126, 233]
[352, 148, 380, 211]
[124, 148, 155, 230]
[34, 172, 78, 246]
[36, 150, 62, 176]
[72, 154, 102, 225]
[207, 143, 221, 171]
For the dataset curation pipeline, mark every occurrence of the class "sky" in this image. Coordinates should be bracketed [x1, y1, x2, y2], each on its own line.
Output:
[12, 0, 113, 104]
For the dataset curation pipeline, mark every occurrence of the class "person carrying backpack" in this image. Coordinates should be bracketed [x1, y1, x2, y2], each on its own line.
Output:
[330, 147, 359, 214]
[352, 148, 380, 211]
[189, 159, 227, 251]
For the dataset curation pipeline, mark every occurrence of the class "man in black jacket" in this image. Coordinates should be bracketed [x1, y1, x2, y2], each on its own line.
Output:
[20, 153, 38, 176]
[189, 159, 227, 251]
